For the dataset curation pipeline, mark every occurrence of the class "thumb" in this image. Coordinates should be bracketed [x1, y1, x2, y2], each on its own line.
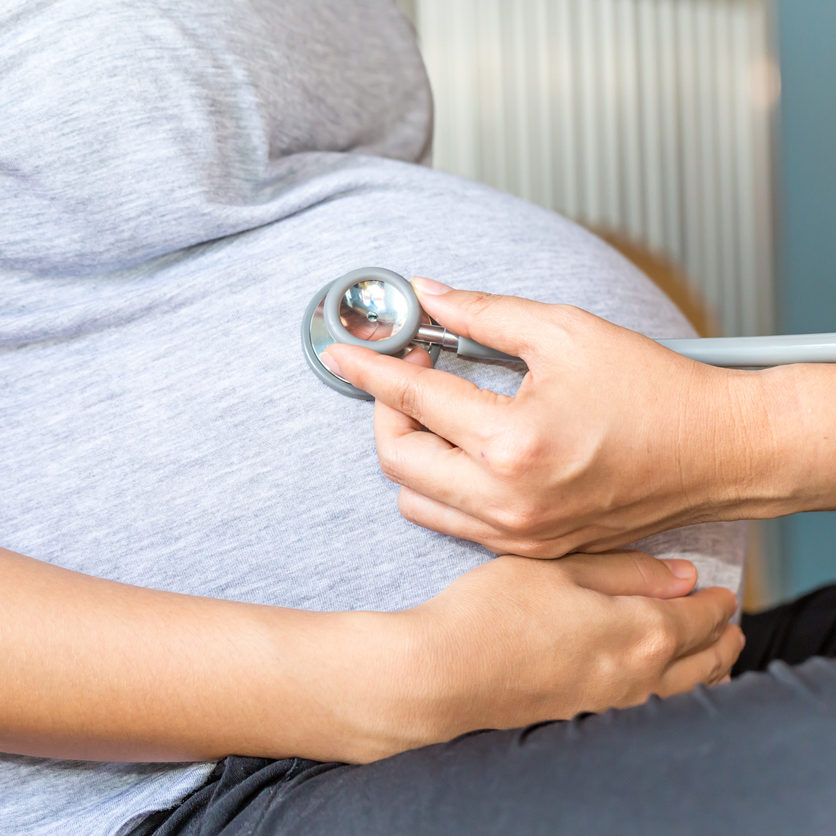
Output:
[411, 276, 550, 360]
[559, 551, 699, 599]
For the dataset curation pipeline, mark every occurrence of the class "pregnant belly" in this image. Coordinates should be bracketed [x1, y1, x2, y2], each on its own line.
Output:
[0, 156, 744, 610]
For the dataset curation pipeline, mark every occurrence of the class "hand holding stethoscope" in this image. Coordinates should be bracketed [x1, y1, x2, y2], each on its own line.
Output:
[302, 270, 836, 558]
[302, 267, 836, 400]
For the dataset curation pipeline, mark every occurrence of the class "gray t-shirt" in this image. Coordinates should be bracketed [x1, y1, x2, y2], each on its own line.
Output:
[0, 2, 746, 833]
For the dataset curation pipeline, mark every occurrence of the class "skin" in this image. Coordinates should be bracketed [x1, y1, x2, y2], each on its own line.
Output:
[0, 546, 739, 763]
[322, 277, 836, 558]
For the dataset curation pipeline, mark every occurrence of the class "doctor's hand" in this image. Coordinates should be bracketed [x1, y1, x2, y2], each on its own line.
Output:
[322, 279, 778, 558]
[394, 552, 742, 752]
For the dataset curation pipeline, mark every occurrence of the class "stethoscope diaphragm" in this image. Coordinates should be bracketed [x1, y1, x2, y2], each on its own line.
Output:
[301, 268, 443, 400]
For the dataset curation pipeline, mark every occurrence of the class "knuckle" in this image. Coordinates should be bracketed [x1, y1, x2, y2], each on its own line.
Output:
[721, 588, 739, 618]
[397, 489, 419, 523]
[704, 646, 728, 685]
[465, 291, 500, 319]
[394, 377, 422, 423]
[707, 598, 736, 638]
[638, 609, 677, 665]
[628, 553, 656, 590]
[391, 365, 437, 425]
[592, 648, 652, 709]
[377, 445, 405, 484]
[550, 304, 589, 331]
[515, 539, 560, 559]
[591, 649, 623, 690]
[493, 501, 539, 536]
[708, 585, 736, 614]
[485, 432, 542, 480]
[485, 446, 520, 479]
[646, 629, 677, 666]
[491, 504, 519, 533]
[718, 627, 743, 674]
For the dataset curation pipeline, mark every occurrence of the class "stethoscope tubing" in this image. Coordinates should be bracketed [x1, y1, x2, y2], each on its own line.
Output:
[457, 333, 836, 369]
[658, 333, 836, 367]
[458, 332, 836, 368]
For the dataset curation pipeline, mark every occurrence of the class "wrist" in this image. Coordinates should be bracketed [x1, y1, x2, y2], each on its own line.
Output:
[674, 365, 782, 521]
[352, 602, 479, 758]
[360, 607, 454, 758]
[263, 607, 440, 764]
[755, 364, 836, 514]
[690, 363, 830, 520]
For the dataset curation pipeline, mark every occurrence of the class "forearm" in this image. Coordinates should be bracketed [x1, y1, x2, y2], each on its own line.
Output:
[710, 363, 836, 519]
[0, 547, 416, 764]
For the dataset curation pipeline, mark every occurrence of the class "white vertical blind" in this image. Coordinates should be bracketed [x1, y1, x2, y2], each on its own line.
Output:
[412, 0, 778, 337]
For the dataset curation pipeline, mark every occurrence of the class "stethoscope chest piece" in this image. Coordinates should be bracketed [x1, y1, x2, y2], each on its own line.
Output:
[301, 267, 441, 400]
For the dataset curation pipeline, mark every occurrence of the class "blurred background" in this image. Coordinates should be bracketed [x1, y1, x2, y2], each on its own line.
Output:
[396, 0, 836, 610]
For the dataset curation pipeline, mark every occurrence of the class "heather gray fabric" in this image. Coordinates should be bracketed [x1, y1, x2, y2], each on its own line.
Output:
[0, 2, 745, 833]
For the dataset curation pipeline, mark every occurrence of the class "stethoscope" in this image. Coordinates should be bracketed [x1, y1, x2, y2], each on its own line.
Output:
[302, 266, 836, 400]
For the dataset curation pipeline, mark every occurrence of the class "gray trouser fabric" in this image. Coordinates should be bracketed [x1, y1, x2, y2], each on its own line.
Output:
[129, 587, 836, 836]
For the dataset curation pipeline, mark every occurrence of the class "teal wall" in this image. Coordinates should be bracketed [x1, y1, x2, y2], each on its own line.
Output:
[775, 0, 836, 597]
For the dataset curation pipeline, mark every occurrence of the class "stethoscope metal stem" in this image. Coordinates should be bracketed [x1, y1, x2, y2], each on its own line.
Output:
[415, 323, 459, 350]
[415, 324, 522, 364]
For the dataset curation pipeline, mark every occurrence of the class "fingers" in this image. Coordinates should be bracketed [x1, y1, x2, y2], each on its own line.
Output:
[659, 586, 739, 659]
[322, 343, 510, 454]
[658, 623, 745, 696]
[376, 436, 504, 526]
[398, 487, 498, 543]
[403, 346, 436, 371]
[559, 552, 698, 599]
[373, 346, 435, 440]
[397, 487, 571, 558]
[411, 278, 555, 360]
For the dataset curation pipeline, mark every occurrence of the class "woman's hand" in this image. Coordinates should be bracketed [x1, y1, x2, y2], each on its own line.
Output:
[322, 280, 783, 557]
[394, 552, 742, 751]
[0, 546, 738, 766]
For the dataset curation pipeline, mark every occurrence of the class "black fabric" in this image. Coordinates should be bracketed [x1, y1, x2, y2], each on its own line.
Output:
[734, 583, 836, 674]
[129, 588, 836, 836]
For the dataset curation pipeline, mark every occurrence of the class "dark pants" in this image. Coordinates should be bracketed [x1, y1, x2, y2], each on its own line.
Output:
[131, 586, 836, 836]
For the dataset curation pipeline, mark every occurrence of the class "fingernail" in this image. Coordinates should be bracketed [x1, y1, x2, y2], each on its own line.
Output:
[411, 276, 452, 296]
[320, 349, 342, 377]
[661, 558, 697, 581]
[403, 347, 431, 363]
